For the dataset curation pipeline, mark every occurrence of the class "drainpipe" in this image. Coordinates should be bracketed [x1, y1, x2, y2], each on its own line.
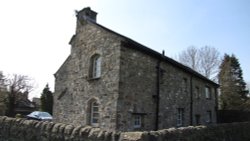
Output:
[155, 60, 160, 131]
[154, 51, 165, 131]
[190, 76, 193, 125]
[215, 87, 218, 123]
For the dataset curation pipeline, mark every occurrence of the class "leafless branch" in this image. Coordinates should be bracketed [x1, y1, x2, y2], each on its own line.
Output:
[178, 46, 221, 80]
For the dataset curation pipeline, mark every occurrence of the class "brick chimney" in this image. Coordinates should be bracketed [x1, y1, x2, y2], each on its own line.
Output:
[76, 7, 97, 22]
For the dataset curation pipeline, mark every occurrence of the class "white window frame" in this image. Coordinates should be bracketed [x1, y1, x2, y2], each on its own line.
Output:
[90, 101, 99, 126]
[205, 86, 211, 99]
[133, 115, 142, 128]
[177, 108, 184, 126]
[91, 55, 101, 78]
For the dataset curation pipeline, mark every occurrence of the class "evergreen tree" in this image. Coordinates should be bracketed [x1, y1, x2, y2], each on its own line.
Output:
[219, 54, 248, 110]
[40, 84, 53, 115]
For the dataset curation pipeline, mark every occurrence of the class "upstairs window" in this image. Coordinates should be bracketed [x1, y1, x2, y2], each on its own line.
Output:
[205, 86, 211, 99]
[195, 86, 200, 99]
[177, 108, 184, 126]
[183, 78, 188, 93]
[90, 54, 101, 78]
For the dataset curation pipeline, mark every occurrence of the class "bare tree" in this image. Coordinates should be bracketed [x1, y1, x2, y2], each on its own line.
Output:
[5, 74, 34, 117]
[178, 46, 221, 80]
[0, 71, 8, 103]
[0, 71, 6, 90]
[7, 74, 33, 94]
[199, 46, 221, 78]
[178, 46, 200, 71]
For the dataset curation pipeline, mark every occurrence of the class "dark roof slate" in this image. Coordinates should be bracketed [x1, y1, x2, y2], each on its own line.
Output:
[88, 20, 218, 86]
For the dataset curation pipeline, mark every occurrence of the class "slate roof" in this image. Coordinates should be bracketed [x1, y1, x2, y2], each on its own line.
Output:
[83, 19, 219, 87]
[61, 10, 219, 87]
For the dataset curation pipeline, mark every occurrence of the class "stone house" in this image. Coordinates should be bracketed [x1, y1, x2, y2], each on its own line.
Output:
[0, 90, 35, 116]
[53, 7, 219, 131]
[13, 92, 36, 116]
[32, 97, 41, 110]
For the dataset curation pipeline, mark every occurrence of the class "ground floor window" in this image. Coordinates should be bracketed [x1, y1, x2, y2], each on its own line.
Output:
[206, 111, 212, 123]
[195, 114, 201, 125]
[90, 101, 99, 126]
[133, 115, 142, 128]
[177, 108, 184, 126]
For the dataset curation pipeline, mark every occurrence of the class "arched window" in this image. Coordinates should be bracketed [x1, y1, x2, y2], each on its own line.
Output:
[90, 101, 99, 126]
[90, 54, 101, 78]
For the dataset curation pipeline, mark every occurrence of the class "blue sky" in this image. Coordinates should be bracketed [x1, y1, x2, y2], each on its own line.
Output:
[0, 0, 249, 98]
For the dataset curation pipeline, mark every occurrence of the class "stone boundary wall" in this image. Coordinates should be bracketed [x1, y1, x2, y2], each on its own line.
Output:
[0, 116, 250, 141]
[217, 110, 250, 123]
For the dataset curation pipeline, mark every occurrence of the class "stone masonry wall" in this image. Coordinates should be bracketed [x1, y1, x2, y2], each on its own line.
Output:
[54, 7, 217, 132]
[158, 61, 192, 128]
[53, 18, 122, 131]
[1, 116, 250, 141]
[159, 63, 217, 128]
[117, 45, 158, 131]
[118, 43, 217, 131]
[191, 77, 217, 125]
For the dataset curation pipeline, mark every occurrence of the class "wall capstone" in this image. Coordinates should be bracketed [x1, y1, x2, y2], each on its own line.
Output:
[1, 116, 250, 141]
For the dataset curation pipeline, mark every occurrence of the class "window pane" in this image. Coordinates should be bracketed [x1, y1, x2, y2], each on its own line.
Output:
[92, 55, 101, 78]
[92, 118, 98, 123]
[195, 115, 201, 125]
[91, 101, 99, 126]
[196, 87, 200, 99]
[93, 102, 98, 106]
[183, 78, 187, 92]
[93, 113, 99, 117]
[206, 111, 212, 123]
[177, 108, 184, 126]
[96, 57, 101, 77]
[92, 58, 97, 77]
[205, 87, 211, 99]
[134, 115, 141, 128]
[93, 107, 98, 112]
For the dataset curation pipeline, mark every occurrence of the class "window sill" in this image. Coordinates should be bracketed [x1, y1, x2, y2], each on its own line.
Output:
[91, 124, 99, 127]
[132, 112, 147, 115]
[87, 77, 101, 81]
[176, 124, 183, 127]
[133, 126, 141, 129]
[206, 122, 212, 124]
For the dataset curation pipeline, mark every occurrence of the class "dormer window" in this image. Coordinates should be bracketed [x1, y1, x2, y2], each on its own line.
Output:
[90, 54, 101, 79]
